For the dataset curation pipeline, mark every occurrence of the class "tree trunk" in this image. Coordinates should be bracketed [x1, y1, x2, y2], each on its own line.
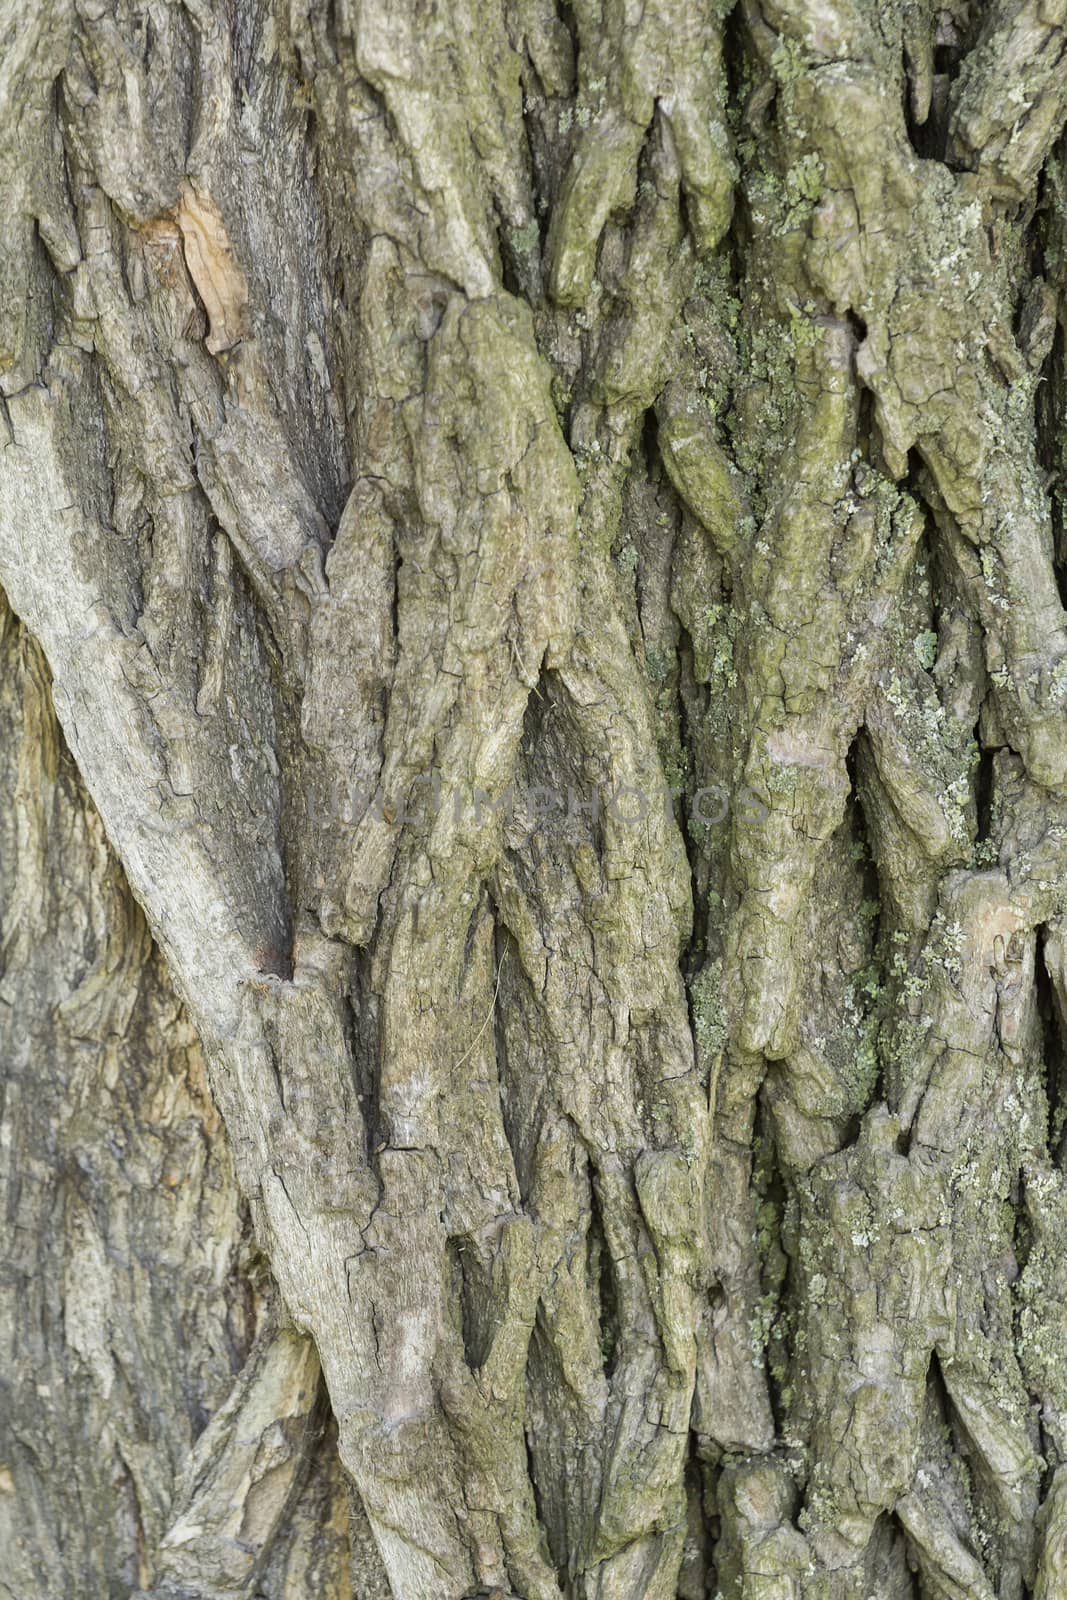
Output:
[2, 0, 1067, 1595]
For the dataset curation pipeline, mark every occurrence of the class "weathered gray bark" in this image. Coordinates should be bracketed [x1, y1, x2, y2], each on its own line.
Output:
[3, 0, 1067, 1595]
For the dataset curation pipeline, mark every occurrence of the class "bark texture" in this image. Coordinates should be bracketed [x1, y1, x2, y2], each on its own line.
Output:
[2, 0, 1067, 1596]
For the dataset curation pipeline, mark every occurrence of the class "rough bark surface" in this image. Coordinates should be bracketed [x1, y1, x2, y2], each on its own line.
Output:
[3, 0, 1067, 1596]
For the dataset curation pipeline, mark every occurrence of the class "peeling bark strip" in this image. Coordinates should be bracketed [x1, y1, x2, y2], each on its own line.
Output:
[4, 0, 1067, 1597]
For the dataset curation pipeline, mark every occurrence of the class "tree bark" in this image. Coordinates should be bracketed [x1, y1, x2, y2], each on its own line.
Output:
[2, 0, 1067, 1595]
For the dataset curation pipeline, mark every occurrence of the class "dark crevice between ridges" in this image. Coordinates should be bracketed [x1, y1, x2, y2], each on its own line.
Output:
[450, 900, 520, 1376]
[322, 0, 339, 67]
[522, 1310, 572, 1591]
[924, 1344, 952, 1425]
[1030, 144, 1062, 611]
[722, 0, 766, 145]
[639, 407, 716, 993]
[446, 1232, 489, 1373]
[868, 1509, 921, 1598]
[497, 223, 523, 302]
[938, 1332, 1030, 1597]
[845, 731, 887, 1122]
[460, 886, 486, 980]
[189, 510, 298, 980]
[1036, 925, 1067, 1163]
[496, 199, 542, 306]
[856, 366, 901, 482]
[246, 1378, 332, 1597]
[1019, 1166, 1058, 1535]
[837, 1109, 863, 1151]
[1036, 309, 1067, 594]
[752, 1097, 791, 1434]
[349, 946, 383, 1172]
[846, 308, 868, 348]
[903, 37, 963, 163]
[673, 618, 714, 983]
[513, 15, 571, 301]
[921, 1346, 991, 1584]
[679, 1436, 716, 1599]
[901, 453, 942, 615]
[491, 915, 534, 1206]
[587, 1170, 620, 1381]
[639, 398, 659, 485]
[549, 0, 578, 86]
[975, 735, 996, 847]
[386, 530, 401, 719]
[522, 1421, 561, 1595]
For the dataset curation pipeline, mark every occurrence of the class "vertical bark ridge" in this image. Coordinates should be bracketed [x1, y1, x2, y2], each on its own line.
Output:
[0, 599, 372, 1598]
